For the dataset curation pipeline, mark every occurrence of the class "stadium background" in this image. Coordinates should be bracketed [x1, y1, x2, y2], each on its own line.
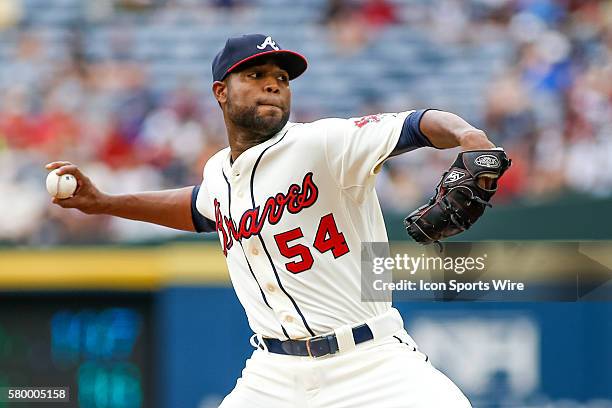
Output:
[0, 0, 611, 407]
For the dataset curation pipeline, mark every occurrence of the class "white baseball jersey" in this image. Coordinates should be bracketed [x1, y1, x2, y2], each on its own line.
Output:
[196, 111, 414, 340]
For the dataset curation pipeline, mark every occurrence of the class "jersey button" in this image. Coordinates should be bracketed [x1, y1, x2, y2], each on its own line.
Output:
[266, 283, 276, 293]
[237, 191, 244, 198]
[251, 248, 259, 255]
[284, 315, 294, 323]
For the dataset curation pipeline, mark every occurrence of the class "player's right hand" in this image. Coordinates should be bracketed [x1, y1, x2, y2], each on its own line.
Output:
[45, 161, 109, 215]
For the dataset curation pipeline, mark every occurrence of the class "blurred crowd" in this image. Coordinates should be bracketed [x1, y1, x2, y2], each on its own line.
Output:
[0, 0, 611, 244]
[375, 0, 612, 211]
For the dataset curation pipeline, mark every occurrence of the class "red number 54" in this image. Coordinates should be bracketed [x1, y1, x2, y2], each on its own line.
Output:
[273, 213, 350, 274]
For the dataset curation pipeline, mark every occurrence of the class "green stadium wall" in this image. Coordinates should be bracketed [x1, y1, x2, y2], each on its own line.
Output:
[384, 196, 610, 241]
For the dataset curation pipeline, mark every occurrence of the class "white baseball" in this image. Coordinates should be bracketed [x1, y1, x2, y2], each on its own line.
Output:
[46, 171, 78, 199]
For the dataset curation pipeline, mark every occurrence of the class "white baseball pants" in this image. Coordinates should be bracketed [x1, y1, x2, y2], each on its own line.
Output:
[219, 311, 472, 408]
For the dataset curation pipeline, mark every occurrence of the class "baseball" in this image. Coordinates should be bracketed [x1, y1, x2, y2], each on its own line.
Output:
[46, 171, 77, 199]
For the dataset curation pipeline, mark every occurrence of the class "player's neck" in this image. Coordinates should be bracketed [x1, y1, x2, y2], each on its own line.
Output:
[226, 123, 275, 162]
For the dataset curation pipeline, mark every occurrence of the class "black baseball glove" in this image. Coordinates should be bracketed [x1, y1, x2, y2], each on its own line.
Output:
[404, 148, 511, 245]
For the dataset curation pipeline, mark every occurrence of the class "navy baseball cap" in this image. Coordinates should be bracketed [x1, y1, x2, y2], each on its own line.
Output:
[212, 34, 308, 82]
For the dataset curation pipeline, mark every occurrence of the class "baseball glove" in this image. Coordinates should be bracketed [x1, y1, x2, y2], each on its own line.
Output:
[404, 148, 511, 245]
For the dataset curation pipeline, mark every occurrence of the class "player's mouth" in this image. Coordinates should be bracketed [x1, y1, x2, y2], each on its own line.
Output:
[257, 100, 284, 110]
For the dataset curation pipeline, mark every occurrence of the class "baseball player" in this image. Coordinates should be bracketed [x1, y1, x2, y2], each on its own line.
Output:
[47, 34, 508, 407]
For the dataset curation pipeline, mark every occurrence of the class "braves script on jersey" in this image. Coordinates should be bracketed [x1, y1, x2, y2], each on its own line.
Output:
[196, 111, 413, 339]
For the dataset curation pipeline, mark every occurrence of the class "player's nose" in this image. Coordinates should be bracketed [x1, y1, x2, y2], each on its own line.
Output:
[264, 81, 280, 94]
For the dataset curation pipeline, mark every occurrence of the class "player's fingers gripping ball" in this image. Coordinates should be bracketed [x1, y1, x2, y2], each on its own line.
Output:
[404, 148, 511, 245]
[46, 170, 78, 199]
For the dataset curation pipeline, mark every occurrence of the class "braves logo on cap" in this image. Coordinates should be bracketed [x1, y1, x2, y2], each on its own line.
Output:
[257, 36, 280, 51]
[212, 34, 308, 82]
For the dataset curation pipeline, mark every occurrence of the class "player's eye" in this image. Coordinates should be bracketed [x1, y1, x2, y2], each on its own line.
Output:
[278, 74, 289, 82]
[248, 72, 262, 78]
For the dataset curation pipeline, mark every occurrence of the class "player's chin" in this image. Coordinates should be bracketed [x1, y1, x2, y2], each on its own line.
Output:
[257, 107, 286, 123]
[255, 113, 288, 135]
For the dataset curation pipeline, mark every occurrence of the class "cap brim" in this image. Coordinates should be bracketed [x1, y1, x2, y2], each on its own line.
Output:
[225, 50, 308, 80]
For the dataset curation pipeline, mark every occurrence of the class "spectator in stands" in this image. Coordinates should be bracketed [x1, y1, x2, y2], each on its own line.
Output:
[0, 0, 21, 30]
[321, 0, 351, 25]
[322, 0, 370, 55]
[211, 0, 246, 10]
[484, 70, 537, 147]
[359, 0, 399, 30]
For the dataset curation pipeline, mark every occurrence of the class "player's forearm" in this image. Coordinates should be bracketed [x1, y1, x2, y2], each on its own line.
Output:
[98, 187, 197, 232]
[420, 110, 495, 150]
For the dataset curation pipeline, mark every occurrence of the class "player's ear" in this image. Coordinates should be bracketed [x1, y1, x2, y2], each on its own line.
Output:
[213, 80, 228, 105]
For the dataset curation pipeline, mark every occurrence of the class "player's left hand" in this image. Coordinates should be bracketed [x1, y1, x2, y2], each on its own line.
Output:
[404, 148, 511, 245]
